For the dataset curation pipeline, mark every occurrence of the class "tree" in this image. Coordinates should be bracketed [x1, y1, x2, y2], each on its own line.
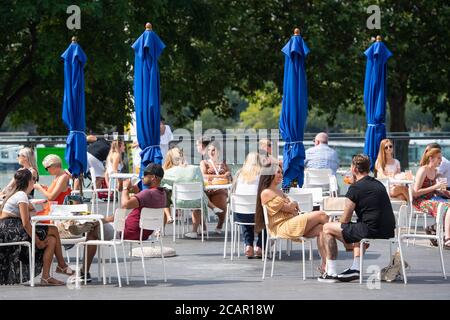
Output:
[1, 1, 132, 134]
[240, 82, 281, 129]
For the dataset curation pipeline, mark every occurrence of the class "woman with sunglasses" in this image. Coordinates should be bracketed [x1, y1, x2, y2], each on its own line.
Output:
[34, 154, 72, 216]
[0, 147, 39, 199]
[375, 139, 409, 201]
[0, 169, 73, 285]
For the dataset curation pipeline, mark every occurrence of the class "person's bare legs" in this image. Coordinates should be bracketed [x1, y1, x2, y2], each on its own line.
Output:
[208, 192, 227, 229]
[191, 209, 206, 233]
[81, 224, 100, 273]
[303, 211, 329, 268]
[41, 235, 56, 279]
[445, 211, 450, 242]
[163, 208, 172, 224]
[390, 185, 408, 201]
[47, 226, 67, 268]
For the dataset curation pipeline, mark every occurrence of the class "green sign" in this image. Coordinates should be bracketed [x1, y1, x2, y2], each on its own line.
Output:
[36, 147, 68, 176]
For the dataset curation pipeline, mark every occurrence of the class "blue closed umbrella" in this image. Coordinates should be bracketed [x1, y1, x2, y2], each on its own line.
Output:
[132, 23, 166, 181]
[363, 36, 392, 171]
[279, 29, 310, 188]
[61, 37, 87, 178]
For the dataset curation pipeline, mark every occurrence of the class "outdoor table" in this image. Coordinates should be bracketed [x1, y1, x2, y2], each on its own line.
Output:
[107, 173, 139, 216]
[30, 213, 104, 287]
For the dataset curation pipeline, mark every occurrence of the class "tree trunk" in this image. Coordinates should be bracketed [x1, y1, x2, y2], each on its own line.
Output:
[388, 88, 409, 169]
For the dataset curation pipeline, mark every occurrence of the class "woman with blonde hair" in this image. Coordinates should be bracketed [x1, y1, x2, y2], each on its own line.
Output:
[413, 148, 450, 248]
[200, 141, 231, 234]
[34, 155, 72, 216]
[162, 147, 222, 238]
[375, 139, 409, 201]
[232, 152, 263, 257]
[1, 147, 39, 199]
[104, 139, 125, 189]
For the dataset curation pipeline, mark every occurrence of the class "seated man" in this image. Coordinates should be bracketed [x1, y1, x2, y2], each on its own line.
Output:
[305, 132, 339, 175]
[75, 163, 167, 282]
[318, 154, 395, 283]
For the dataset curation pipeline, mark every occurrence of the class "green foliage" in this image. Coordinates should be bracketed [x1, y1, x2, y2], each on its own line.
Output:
[0, 0, 448, 136]
[240, 82, 281, 129]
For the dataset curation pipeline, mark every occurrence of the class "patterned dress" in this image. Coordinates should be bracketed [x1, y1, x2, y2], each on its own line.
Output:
[413, 176, 450, 217]
[264, 195, 308, 240]
[0, 218, 48, 285]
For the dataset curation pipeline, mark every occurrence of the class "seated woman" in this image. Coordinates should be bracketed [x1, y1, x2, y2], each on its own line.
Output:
[232, 152, 263, 258]
[0, 169, 74, 285]
[104, 139, 125, 190]
[255, 164, 328, 270]
[200, 141, 231, 234]
[162, 147, 222, 239]
[413, 147, 450, 248]
[375, 139, 409, 201]
[34, 154, 72, 216]
[0, 147, 39, 199]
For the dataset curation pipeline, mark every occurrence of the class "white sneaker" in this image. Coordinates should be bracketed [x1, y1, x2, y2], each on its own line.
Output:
[185, 232, 198, 239]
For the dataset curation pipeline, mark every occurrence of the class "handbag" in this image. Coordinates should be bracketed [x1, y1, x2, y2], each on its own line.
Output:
[323, 197, 346, 211]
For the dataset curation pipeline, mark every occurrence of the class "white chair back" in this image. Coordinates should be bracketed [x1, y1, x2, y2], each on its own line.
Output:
[113, 208, 129, 234]
[290, 187, 323, 204]
[173, 182, 203, 202]
[288, 193, 313, 212]
[139, 207, 164, 232]
[304, 169, 332, 189]
[230, 193, 257, 214]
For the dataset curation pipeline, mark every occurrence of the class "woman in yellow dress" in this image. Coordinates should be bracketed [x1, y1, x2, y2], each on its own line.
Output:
[255, 164, 328, 270]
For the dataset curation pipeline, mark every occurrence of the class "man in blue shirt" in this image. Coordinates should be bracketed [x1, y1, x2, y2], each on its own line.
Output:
[305, 132, 340, 175]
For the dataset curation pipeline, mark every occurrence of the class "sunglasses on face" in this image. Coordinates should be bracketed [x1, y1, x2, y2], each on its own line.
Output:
[385, 145, 393, 150]
[44, 165, 51, 172]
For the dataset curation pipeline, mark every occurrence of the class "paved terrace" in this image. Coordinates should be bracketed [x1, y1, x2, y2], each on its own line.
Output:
[1, 202, 449, 301]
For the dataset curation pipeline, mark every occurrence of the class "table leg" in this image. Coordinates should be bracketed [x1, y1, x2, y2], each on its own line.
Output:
[30, 222, 36, 287]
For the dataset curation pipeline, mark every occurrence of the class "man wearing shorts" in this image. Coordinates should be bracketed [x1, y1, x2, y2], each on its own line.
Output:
[318, 154, 395, 283]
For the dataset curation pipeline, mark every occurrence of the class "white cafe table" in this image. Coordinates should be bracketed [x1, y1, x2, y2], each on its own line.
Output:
[30, 214, 104, 287]
[107, 173, 139, 216]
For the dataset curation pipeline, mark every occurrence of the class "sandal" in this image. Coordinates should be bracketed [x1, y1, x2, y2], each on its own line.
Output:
[254, 247, 263, 259]
[55, 265, 75, 276]
[245, 245, 254, 258]
[40, 277, 65, 286]
[166, 218, 174, 224]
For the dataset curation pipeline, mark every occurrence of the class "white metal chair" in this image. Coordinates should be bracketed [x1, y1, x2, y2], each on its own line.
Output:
[88, 167, 112, 214]
[75, 208, 129, 288]
[398, 203, 448, 283]
[123, 207, 167, 284]
[261, 205, 313, 280]
[228, 193, 258, 260]
[50, 204, 89, 264]
[290, 187, 324, 208]
[304, 169, 332, 195]
[0, 241, 31, 284]
[358, 205, 404, 284]
[283, 193, 314, 257]
[288, 193, 313, 213]
[406, 184, 432, 245]
[172, 182, 206, 242]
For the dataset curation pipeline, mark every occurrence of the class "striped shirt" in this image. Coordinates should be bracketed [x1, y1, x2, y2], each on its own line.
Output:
[305, 144, 340, 175]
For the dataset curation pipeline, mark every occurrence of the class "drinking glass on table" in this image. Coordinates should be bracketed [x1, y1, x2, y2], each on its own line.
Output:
[343, 171, 353, 185]
[404, 170, 413, 180]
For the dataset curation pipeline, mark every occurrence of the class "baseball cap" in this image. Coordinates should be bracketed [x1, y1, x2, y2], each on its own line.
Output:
[143, 163, 164, 178]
